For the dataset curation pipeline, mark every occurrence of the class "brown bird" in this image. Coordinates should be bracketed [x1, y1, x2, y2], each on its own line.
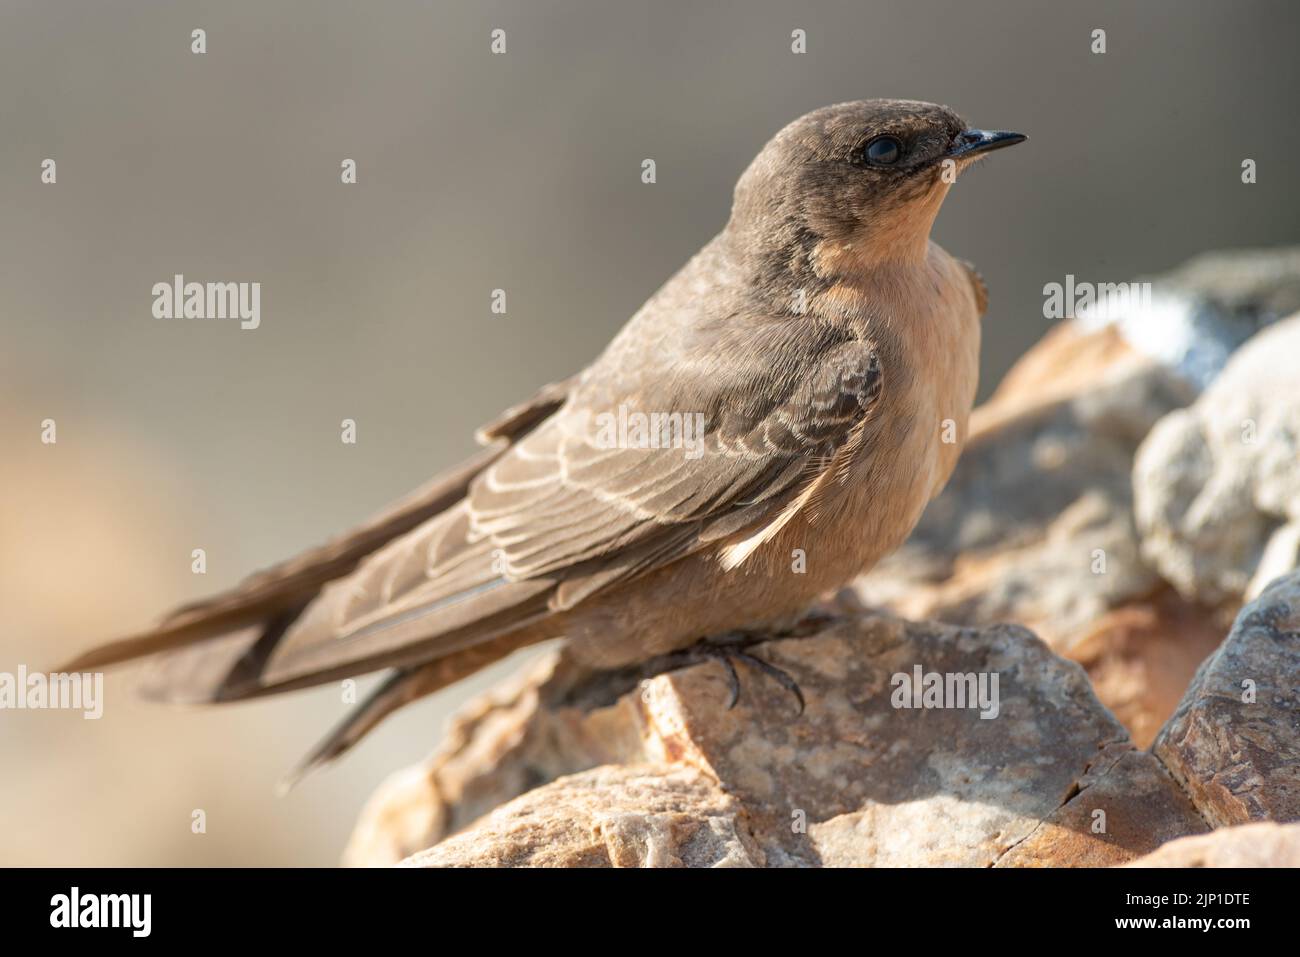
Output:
[63, 100, 1024, 782]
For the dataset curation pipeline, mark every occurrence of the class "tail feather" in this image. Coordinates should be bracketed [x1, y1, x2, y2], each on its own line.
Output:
[135, 608, 303, 704]
[56, 445, 504, 674]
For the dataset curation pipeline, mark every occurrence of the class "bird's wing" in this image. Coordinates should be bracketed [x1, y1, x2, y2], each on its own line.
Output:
[260, 317, 884, 685]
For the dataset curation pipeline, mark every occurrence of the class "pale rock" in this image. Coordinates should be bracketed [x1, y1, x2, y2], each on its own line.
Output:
[1124, 822, 1300, 867]
[1134, 314, 1300, 605]
[1076, 246, 1300, 390]
[401, 766, 762, 868]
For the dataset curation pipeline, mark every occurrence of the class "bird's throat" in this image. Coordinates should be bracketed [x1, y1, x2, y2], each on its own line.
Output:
[817, 177, 953, 274]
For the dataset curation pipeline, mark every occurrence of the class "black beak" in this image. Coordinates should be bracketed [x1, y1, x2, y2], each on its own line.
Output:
[948, 129, 1027, 159]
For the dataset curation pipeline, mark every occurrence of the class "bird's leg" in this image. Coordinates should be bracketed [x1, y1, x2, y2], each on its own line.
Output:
[561, 617, 832, 713]
[641, 631, 806, 715]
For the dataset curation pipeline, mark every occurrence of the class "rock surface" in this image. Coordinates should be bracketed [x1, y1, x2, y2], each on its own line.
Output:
[357, 611, 1207, 867]
[1134, 314, 1300, 606]
[402, 766, 760, 868]
[1124, 822, 1300, 867]
[993, 746, 1208, 868]
[1153, 571, 1300, 828]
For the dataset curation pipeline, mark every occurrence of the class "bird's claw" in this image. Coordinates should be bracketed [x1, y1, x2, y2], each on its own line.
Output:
[730, 650, 805, 714]
[652, 635, 805, 715]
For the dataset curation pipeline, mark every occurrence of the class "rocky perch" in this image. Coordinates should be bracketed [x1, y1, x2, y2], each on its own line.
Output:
[346, 250, 1300, 867]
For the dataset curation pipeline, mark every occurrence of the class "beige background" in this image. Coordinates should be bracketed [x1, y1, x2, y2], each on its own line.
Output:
[2, 0, 1297, 865]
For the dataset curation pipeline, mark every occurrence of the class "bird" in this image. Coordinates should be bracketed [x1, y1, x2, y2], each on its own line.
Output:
[61, 99, 1024, 784]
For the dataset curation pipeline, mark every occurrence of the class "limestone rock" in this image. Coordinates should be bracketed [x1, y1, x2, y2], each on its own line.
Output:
[377, 611, 1205, 867]
[1152, 571, 1300, 827]
[1124, 822, 1300, 867]
[401, 766, 761, 868]
[344, 763, 448, 868]
[1134, 314, 1300, 605]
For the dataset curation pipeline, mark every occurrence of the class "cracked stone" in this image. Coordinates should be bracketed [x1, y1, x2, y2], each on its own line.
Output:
[994, 745, 1207, 867]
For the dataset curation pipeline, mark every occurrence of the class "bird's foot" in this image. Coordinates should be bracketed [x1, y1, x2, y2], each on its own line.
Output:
[644, 632, 805, 715]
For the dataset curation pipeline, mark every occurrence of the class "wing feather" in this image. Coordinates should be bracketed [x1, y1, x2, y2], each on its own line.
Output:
[261, 321, 884, 684]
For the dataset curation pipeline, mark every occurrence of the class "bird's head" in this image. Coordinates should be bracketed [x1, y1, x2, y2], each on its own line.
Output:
[730, 99, 1025, 279]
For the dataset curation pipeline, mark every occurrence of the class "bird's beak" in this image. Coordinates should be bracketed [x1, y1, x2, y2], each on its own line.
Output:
[947, 129, 1027, 159]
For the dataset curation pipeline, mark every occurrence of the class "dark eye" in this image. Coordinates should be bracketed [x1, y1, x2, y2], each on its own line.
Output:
[864, 136, 903, 165]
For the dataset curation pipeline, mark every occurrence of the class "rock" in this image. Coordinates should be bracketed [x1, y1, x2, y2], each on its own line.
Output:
[345, 763, 448, 868]
[1123, 822, 1300, 867]
[376, 611, 1206, 867]
[1134, 314, 1300, 605]
[401, 766, 761, 868]
[1076, 246, 1300, 390]
[1152, 571, 1300, 827]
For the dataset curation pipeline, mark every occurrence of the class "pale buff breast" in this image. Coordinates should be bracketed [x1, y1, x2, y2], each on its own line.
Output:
[917, 241, 983, 496]
[754, 240, 982, 594]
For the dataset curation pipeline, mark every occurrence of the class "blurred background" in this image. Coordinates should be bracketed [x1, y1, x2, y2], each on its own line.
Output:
[2, 0, 1297, 865]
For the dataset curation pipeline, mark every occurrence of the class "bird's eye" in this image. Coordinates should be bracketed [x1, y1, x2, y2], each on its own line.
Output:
[864, 136, 903, 166]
